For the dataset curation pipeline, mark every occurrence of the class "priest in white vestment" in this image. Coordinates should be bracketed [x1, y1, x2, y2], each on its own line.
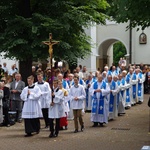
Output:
[89, 74, 110, 127]
[107, 75, 119, 120]
[117, 73, 126, 114]
[135, 69, 145, 103]
[85, 74, 96, 111]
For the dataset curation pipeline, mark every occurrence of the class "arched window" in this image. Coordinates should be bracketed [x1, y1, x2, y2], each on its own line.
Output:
[139, 32, 147, 44]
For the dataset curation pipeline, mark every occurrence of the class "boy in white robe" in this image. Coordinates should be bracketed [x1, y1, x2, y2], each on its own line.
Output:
[35, 73, 51, 128]
[48, 79, 65, 138]
[67, 74, 74, 120]
[20, 75, 42, 137]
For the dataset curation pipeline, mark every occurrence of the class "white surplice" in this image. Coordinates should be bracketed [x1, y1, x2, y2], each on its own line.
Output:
[35, 82, 51, 108]
[20, 85, 43, 119]
[48, 88, 65, 119]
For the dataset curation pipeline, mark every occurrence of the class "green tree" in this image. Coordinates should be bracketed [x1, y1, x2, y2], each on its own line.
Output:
[107, 0, 150, 30]
[113, 42, 126, 66]
[0, 0, 109, 81]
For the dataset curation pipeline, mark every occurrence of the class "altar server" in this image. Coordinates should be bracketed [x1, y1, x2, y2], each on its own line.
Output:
[48, 79, 65, 138]
[35, 73, 51, 128]
[20, 75, 42, 137]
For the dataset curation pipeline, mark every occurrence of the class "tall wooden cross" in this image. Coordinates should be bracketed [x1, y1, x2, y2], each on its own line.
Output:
[43, 33, 59, 89]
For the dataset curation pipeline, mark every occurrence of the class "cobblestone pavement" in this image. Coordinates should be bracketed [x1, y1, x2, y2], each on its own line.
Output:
[0, 94, 150, 150]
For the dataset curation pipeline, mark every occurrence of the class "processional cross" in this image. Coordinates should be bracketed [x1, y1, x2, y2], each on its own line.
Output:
[42, 33, 59, 90]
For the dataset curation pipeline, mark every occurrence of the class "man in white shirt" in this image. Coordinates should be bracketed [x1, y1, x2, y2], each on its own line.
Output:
[69, 76, 86, 133]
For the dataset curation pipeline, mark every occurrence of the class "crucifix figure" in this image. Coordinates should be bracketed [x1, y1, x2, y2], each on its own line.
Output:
[42, 33, 59, 91]
[43, 33, 59, 62]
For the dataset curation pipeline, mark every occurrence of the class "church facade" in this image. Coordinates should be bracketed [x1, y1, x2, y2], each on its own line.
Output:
[78, 21, 150, 72]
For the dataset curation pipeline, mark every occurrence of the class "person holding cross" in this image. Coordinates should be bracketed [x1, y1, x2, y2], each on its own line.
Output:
[48, 79, 65, 138]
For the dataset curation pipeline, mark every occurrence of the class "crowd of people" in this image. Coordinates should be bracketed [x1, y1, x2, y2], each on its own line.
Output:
[0, 60, 150, 138]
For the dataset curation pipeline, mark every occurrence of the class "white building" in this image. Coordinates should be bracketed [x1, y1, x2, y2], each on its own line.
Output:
[78, 21, 150, 71]
[0, 52, 19, 71]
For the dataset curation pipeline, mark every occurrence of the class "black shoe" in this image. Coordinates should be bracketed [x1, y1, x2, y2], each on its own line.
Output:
[118, 113, 121, 116]
[36, 130, 40, 134]
[45, 126, 49, 129]
[81, 125, 84, 132]
[74, 129, 78, 133]
[6, 124, 10, 127]
[65, 126, 68, 130]
[49, 133, 54, 138]
[138, 101, 142, 104]
[18, 119, 22, 123]
[24, 133, 32, 137]
[54, 134, 58, 137]
[59, 127, 64, 130]
[99, 123, 104, 127]
[92, 123, 98, 127]
[125, 106, 130, 110]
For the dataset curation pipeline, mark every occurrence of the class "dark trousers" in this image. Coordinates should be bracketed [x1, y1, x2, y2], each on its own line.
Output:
[49, 118, 60, 135]
[42, 108, 49, 127]
[3, 107, 10, 125]
[11, 100, 23, 121]
[24, 118, 40, 134]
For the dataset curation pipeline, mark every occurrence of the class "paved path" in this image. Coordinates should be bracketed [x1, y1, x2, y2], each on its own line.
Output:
[0, 94, 150, 150]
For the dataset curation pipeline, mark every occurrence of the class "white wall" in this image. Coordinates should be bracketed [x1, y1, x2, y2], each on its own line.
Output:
[0, 52, 19, 71]
[132, 28, 150, 64]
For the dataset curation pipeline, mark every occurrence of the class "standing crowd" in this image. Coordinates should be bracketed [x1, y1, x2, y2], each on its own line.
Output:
[0, 60, 150, 138]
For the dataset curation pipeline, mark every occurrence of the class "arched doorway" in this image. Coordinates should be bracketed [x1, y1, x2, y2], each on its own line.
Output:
[97, 38, 128, 71]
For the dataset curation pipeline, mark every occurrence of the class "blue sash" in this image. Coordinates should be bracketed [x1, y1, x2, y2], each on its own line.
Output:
[62, 80, 67, 89]
[92, 81, 106, 115]
[125, 75, 130, 103]
[138, 73, 142, 97]
[67, 80, 74, 87]
[79, 79, 84, 85]
[92, 77, 97, 82]
[117, 80, 121, 107]
[121, 78, 125, 97]
[86, 80, 90, 107]
[109, 81, 116, 112]
[107, 70, 112, 76]
[126, 74, 130, 84]
[132, 73, 136, 99]
[126, 88, 130, 102]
